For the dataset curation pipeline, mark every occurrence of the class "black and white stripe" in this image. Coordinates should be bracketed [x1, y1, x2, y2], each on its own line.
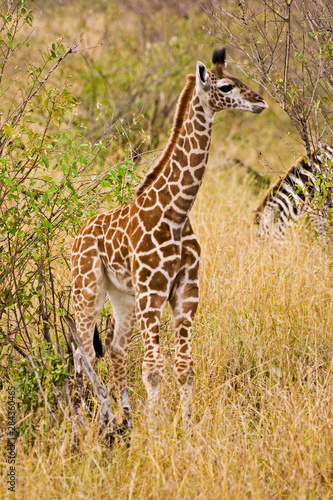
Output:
[254, 145, 333, 246]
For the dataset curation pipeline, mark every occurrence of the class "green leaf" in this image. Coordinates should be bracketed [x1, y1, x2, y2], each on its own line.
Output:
[3, 123, 15, 138]
[43, 219, 53, 230]
[100, 179, 111, 187]
[42, 156, 49, 168]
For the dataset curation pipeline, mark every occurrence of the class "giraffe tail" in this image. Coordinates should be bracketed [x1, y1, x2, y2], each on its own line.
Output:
[93, 326, 104, 358]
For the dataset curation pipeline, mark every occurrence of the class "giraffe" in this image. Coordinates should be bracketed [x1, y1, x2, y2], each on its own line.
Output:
[71, 48, 268, 427]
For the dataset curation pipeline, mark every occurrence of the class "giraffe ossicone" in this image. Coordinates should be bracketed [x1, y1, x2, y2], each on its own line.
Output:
[71, 48, 267, 428]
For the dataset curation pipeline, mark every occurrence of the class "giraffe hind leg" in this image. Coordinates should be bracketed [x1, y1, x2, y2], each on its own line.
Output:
[71, 249, 108, 365]
[71, 255, 110, 434]
[105, 283, 136, 429]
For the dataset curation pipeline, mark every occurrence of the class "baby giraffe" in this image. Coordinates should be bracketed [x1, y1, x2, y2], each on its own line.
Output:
[71, 48, 267, 428]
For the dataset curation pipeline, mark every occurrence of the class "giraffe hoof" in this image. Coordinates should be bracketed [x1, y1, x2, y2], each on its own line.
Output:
[115, 419, 132, 447]
[98, 415, 118, 447]
[123, 405, 131, 416]
[123, 413, 132, 430]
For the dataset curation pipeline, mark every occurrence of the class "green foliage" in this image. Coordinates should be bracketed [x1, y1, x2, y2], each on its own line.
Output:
[53, 0, 205, 155]
[0, 0, 204, 424]
[292, 148, 333, 234]
[8, 343, 72, 413]
[0, 0, 140, 412]
[312, 150, 333, 225]
[101, 158, 139, 205]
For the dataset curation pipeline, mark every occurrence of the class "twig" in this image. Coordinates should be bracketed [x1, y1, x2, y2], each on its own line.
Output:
[2, 337, 27, 359]
[71, 43, 103, 53]
[28, 354, 58, 424]
[283, 1, 293, 96]
[37, 262, 52, 347]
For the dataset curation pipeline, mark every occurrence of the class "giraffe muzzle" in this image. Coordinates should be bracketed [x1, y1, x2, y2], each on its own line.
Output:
[251, 101, 268, 114]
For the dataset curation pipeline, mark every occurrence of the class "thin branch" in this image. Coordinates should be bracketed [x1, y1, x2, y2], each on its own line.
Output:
[283, 1, 293, 96]
[28, 354, 58, 424]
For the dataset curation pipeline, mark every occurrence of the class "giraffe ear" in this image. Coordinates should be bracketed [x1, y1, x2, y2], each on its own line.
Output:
[196, 61, 211, 91]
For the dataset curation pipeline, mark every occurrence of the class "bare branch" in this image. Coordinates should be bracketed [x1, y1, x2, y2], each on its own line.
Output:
[28, 354, 58, 424]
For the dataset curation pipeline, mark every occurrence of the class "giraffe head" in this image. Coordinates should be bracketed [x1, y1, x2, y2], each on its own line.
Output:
[196, 48, 268, 116]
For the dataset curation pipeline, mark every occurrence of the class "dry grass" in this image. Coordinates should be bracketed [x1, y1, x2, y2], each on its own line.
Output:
[1, 127, 333, 499]
[2, 2, 332, 497]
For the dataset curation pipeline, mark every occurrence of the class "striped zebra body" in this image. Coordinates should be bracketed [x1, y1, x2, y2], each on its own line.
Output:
[254, 145, 333, 246]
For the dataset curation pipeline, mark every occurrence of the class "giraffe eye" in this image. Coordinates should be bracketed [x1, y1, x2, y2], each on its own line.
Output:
[218, 84, 233, 93]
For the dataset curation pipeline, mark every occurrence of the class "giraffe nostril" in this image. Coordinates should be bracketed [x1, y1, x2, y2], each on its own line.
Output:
[251, 95, 268, 113]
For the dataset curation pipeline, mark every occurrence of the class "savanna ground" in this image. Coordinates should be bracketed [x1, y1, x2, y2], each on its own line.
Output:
[1, 1, 333, 498]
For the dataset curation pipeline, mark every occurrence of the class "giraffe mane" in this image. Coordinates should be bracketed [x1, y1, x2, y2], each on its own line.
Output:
[136, 74, 196, 197]
[255, 154, 308, 215]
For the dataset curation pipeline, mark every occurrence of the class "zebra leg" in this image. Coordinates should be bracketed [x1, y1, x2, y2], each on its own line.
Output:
[310, 212, 329, 248]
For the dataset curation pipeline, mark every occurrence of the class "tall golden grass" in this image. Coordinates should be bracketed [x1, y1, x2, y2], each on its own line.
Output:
[1, 124, 333, 498]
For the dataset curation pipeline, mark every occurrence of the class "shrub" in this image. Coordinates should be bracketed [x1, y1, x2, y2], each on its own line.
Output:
[0, 0, 140, 418]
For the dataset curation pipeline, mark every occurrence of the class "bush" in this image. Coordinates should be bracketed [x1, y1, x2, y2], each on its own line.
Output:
[0, 0, 140, 415]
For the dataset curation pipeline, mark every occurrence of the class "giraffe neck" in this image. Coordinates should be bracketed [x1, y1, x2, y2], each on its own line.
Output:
[141, 91, 214, 225]
[136, 75, 196, 197]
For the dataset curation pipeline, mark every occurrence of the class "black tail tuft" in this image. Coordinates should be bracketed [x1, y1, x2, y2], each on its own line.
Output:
[212, 47, 226, 65]
[93, 326, 104, 358]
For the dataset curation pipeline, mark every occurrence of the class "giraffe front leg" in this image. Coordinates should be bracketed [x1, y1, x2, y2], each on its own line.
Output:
[170, 282, 198, 424]
[169, 220, 200, 424]
[136, 291, 167, 420]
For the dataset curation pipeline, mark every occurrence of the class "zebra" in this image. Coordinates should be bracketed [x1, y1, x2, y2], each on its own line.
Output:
[254, 145, 333, 246]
